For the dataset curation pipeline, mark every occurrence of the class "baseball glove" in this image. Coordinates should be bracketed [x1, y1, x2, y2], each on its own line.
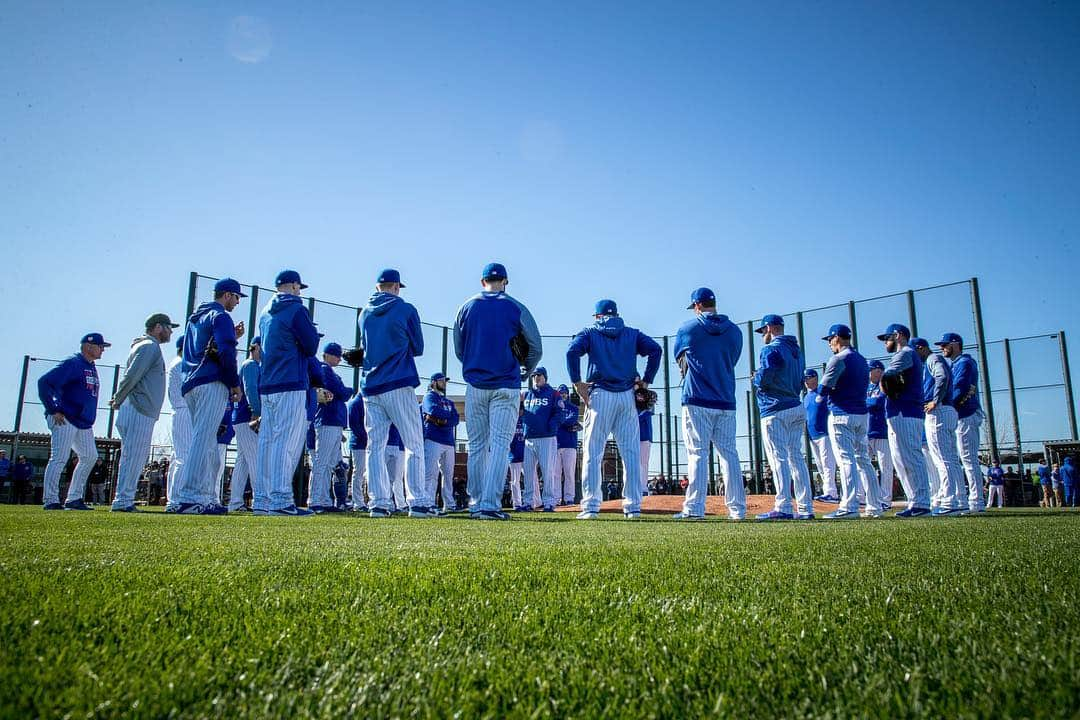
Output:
[880, 372, 906, 400]
[509, 332, 530, 365]
[315, 388, 334, 404]
[341, 347, 365, 367]
[634, 382, 657, 411]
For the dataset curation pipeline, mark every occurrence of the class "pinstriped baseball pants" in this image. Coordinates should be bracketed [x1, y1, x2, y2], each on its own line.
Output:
[112, 404, 156, 508]
[956, 412, 985, 511]
[523, 436, 558, 508]
[887, 415, 931, 509]
[166, 407, 192, 503]
[761, 405, 813, 515]
[868, 436, 893, 503]
[557, 447, 578, 503]
[682, 405, 743, 518]
[810, 435, 838, 497]
[828, 412, 882, 514]
[581, 388, 641, 514]
[170, 382, 229, 507]
[256, 390, 307, 511]
[365, 386, 428, 511]
[43, 416, 97, 506]
[424, 439, 456, 510]
[310, 424, 343, 508]
[465, 385, 520, 513]
[349, 448, 367, 508]
[229, 422, 258, 510]
[508, 462, 523, 507]
[387, 447, 406, 509]
[925, 405, 966, 510]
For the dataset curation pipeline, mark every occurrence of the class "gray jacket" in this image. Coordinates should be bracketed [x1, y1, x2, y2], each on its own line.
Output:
[113, 335, 166, 420]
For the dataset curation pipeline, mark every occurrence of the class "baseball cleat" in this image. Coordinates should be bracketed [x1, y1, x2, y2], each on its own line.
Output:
[42, 502, 64, 510]
[111, 505, 140, 513]
[794, 512, 815, 520]
[862, 509, 884, 519]
[542, 506, 555, 513]
[672, 511, 705, 520]
[823, 509, 859, 520]
[880, 502, 892, 511]
[895, 507, 932, 518]
[756, 510, 794, 521]
[229, 506, 252, 514]
[471, 510, 511, 521]
[268, 505, 313, 517]
[513, 505, 533, 512]
[63, 499, 93, 511]
[165, 502, 204, 514]
[623, 511, 641, 520]
[200, 504, 228, 515]
[368, 507, 393, 518]
[931, 507, 964, 517]
[407, 506, 439, 518]
[814, 494, 841, 503]
[350, 504, 369, 513]
[308, 505, 340, 514]
[576, 510, 599, 520]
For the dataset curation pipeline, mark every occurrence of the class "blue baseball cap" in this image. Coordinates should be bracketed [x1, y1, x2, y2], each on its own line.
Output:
[876, 323, 910, 341]
[594, 299, 618, 316]
[482, 262, 507, 281]
[274, 270, 308, 289]
[910, 337, 930, 349]
[250, 336, 261, 346]
[531, 366, 548, 377]
[322, 342, 343, 357]
[868, 359, 885, 371]
[822, 324, 852, 341]
[430, 372, 448, 382]
[80, 332, 111, 347]
[687, 287, 716, 309]
[936, 332, 964, 347]
[377, 268, 405, 287]
[557, 384, 569, 393]
[755, 314, 784, 333]
[214, 277, 247, 297]
[803, 368, 818, 379]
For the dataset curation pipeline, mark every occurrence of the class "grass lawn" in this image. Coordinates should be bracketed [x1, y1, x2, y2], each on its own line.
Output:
[0, 506, 1077, 718]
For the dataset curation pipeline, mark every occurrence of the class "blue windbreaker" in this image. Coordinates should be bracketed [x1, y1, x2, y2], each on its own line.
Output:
[38, 354, 100, 430]
[181, 301, 240, 395]
[256, 293, 320, 395]
[423, 391, 459, 446]
[674, 313, 742, 410]
[752, 335, 804, 417]
[314, 362, 353, 428]
[359, 292, 423, 397]
[454, 291, 542, 389]
[566, 316, 661, 392]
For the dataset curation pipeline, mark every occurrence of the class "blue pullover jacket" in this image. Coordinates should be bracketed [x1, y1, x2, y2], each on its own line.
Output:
[314, 362, 353, 428]
[556, 403, 580, 449]
[639, 409, 653, 442]
[347, 395, 367, 450]
[256, 293, 320, 395]
[423, 390, 459, 446]
[752, 335, 804, 417]
[567, 316, 661, 392]
[674, 312, 742, 410]
[232, 358, 261, 424]
[819, 347, 869, 416]
[38, 353, 100, 430]
[883, 345, 925, 419]
[454, 291, 542, 389]
[950, 353, 981, 419]
[522, 384, 562, 439]
[921, 352, 954, 407]
[359, 292, 423, 397]
[804, 389, 829, 440]
[509, 418, 525, 463]
[181, 301, 240, 395]
[866, 383, 888, 439]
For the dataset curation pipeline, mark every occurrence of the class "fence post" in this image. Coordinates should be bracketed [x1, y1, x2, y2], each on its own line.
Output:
[746, 322, 762, 492]
[9, 355, 30, 501]
[247, 285, 260, 348]
[185, 271, 198, 320]
[1058, 331, 1078, 441]
[662, 336, 674, 486]
[970, 278, 999, 461]
[796, 311, 811, 464]
[847, 300, 858, 348]
[353, 308, 362, 391]
[1003, 339, 1023, 476]
[106, 365, 120, 438]
[441, 326, 449, 375]
[906, 290, 919, 338]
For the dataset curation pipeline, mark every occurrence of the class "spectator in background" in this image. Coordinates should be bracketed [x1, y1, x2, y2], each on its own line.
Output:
[1051, 463, 1064, 508]
[1037, 461, 1053, 508]
[1061, 456, 1076, 508]
[0, 450, 9, 496]
[13, 456, 33, 504]
[1003, 466, 1021, 506]
[986, 461, 1005, 509]
[679, 475, 689, 494]
[88, 458, 106, 505]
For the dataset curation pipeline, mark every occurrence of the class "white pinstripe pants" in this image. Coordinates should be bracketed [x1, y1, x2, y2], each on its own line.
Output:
[212, 443, 227, 506]
[424, 439, 456, 510]
[387, 447, 406, 509]
[557, 447, 577, 503]
[956, 412, 985, 511]
[810, 435, 838, 497]
[349, 448, 367, 508]
[43, 416, 98, 506]
[923, 443, 941, 507]
[256, 390, 307, 511]
[580, 388, 641, 514]
[229, 422, 258, 510]
[682, 405, 743, 518]
[508, 462, 523, 507]
[524, 436, 558, 508]
[465, 386, 520, 512]
[365, 386, 427, 510]
[112, 404, 156, 508]
[828, 413, 882, 514]
[166, 407, 192, 503]
[868, 437, 893, 503]
[762, 406, 813, 515]
[310, 425, 343, 508]
[925, 405, 966, 510]
[887, 415, 931, 509]
[170, 382, 228, 507]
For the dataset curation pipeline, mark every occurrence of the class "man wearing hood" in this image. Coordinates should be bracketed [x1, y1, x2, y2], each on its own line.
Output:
[255, 270, 320, 516]
[454, 262, 542, 521]
[879, 323, 932, 517]
[568, 299, 662, 520]
[937, 332, 986, 514]
[109, 313, 179, 512]
[672, 288, 743, 520]
[912, 337, 966, 516]
[168, 278, 244, 514]
[753, 315, 813, 521]
[358, 268, 434, 518]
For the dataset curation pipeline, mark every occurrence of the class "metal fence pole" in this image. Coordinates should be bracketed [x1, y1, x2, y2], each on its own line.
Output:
[353, 308, 362, 391]
[1058, 331, 1078, 441]
[847, 300, 858, 348]
[662, 336, 674, 485]
[746, 322, 762, 492]
[441, 326, 449, 375]
[13, 355, 29, 436]
[307, 297, 316, 322]
[970, 278, 999, 461]
[247, 286, 260, 347]
[106, 365, 120, 438]
[185, 271, 198, 320]
[906, 290, 919, 338]
[796, 311, 811, 463]
[1004, 339, 1023, 476]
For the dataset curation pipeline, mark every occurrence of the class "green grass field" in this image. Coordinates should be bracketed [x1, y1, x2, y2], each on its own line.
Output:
[1, 506, 1077, 719]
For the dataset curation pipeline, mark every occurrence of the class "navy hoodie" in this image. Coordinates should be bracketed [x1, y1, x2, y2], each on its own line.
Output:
[752, 335, 804, 417]
[256, 293, 320, 395]
[950, 354, 981, 419]
[674, 313, 742, 410]
[522, 384, 563, 439]
[866, 383, 888, 438]
[557, 403, 580, 449]
[181, 301, 240, 395]
[423, 390, 459, 446]
[347, 395, 367, 450]
[359, 292, 423, 397]
[38, 353, 100, 429]
[883, 346, 925, 419]
[454, 291, 542, 389]
[566, 317, 662, 392]
[314, 362, 353, 428]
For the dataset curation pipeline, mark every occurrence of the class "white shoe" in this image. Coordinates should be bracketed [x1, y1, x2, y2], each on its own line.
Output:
[576, 510, 599, 520]
[862, 509, 883, 519]
[623, 511, 641, 520]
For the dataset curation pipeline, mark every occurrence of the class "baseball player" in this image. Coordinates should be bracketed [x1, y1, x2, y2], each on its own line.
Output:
[753, 315, 813, 521]
[866, 360, 894, 510]
[986, 461, 1005, 508]
[346, 393, 368, 511]
[568, 299, 662, 520]
[255, 270, 320, 517]
[921, 427, 942, 509]
[309, 342, 353, 513]
[937, 332, 986, 514]
[805, 369, 839, 502]
[878, 323, 932, 517]
[212, 407, 234, 504]
[109, 313, 178, 512]
[637, 393, 653, 499]
[37, 332, 110, 510]
[386, 422, 407, 512]
[672, 288, 743, 520]
[165, 338, 190, 502]
[554, 385, 580, 505]
[508, 409, 525, 509]
[454, 262, 542, 521]
[228, 337, 261, 512]
[911, 337, 966, 515]
[168, 278, 244, 515]
[358, 269, 433, 518]
[423, 372, 460, 513]
[818, 324, 883, 519]
[521, 367, 563, 512]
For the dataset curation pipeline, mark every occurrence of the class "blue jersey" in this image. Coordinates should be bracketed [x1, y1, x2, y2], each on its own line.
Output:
[804, 389, 829, 440]
[883, 346, 925, 419]
[674, 313, 742, 410]
[454, 291, 542, 390]
[866, 383, 888, 439]
[950, 354, 981, 419]
[37, 353, 100, 430]
[509, 418, 525, 463]
[181, 301, 240, 395]
[820, 347, 869, 416]
[314, 362, 353, 428]
[567, 316, 661, 393]
[752, 335, 804, 417]
[987, 467, 1004, 486]
[522, 384, 563, 439]
[422, 391, 459, 446]
[232, 358, 261, 424]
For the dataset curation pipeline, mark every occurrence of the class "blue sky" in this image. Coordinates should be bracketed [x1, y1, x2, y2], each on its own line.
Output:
[2, 2, 1077, 449]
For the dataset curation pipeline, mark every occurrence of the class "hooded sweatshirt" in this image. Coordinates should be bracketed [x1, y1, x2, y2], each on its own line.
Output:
[347, 395, 367, 450]
[866, 383, 888, 438]
[674, 313, 742, 410]
[566, 316, 662, 392]
[883, 345, 925, 419]
[256, 293, 321, 395]
[181, 301, 240, 395]
[423, 390, 459, 446]
[37, 353, 100, 429]
[314, 362, 353, 428]
[113, 335, 166, 420]
[509, 417, 525, 463]
[359, 292, 423, 397]
[454, 291, 542, 389]
[557, 402, 580, 449]
[232, 358, 261, 424]
[804, 388, 829, 440]
[752, 335, 804, 417]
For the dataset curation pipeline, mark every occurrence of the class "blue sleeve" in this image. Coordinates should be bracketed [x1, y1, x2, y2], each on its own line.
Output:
[292, 306, 321, 357]
[566, 331, 590, 383]
[547, 397, 563, 435]
[929, 357, 949, 404]
[819, 354, 846, 395]
[407, 306, 424, 357]
[423, 393, 453, 421]
[866, 389, 885, 411]
[449, 403, 459, 427]
[452, 302, 467, 362]
[884, 348, 912, 376]
[348, 399, 364, 436]
[755, 346, 784, 393]
[308, 358, 324, 388]
[323, 365, 351, 399]
[37, 360, 73, 414]
[673, 324, 691, 361]
[516, 302, 544, 374]
[242, 362, 262, 416]
[636, 331, 662, 384]
[212, 313, 240, 387]
[951, 357, 976, 405]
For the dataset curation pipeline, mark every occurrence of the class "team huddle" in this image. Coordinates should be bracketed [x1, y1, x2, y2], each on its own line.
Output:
[36, 263, 994, 520]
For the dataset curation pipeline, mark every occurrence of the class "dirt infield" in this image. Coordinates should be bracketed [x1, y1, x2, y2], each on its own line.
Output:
[553, 493, 895, 516]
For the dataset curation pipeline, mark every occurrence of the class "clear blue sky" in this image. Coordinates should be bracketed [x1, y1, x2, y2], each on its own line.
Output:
[2, 2, 1078, 446]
